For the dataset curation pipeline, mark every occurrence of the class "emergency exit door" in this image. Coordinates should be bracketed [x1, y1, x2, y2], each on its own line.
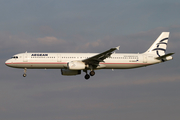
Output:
[143, 55, 147, 63]
[57, 54, 61, 62]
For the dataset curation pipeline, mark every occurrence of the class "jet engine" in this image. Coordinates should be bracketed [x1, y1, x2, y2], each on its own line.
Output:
[67, 61, 86, 70]
[61, 69, 81, 76]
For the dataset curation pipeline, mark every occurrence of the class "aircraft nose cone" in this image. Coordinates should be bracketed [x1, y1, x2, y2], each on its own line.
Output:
[5, 59, 11, 66]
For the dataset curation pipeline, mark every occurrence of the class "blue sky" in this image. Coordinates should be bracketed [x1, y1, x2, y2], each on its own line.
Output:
[0, 0, 180, 120]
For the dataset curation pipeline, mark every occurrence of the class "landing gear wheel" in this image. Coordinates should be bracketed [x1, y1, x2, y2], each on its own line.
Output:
[23, 73, 27, 77]
[23, 68, 27, 77]
[90, 71, 95, 76]
[85, 74, 90, 80]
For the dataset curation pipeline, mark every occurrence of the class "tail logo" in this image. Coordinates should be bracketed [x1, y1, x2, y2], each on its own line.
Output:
[152, 38, 168, 57]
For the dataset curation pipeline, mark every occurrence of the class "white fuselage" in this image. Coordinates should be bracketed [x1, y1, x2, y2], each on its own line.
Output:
[4, 32, 173, 79]
[5, 52, 160, 69]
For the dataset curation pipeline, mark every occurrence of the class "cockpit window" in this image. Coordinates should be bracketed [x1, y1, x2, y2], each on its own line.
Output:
[11, 56, 18, 59]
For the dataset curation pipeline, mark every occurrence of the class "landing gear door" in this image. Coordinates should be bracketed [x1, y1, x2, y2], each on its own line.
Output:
[23, 53, 28, 62]
[57, 54, 61, 62]
[143, 55, 147, 63]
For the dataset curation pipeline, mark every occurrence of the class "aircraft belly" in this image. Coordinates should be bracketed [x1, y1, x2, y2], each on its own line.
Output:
[102, 63, 148, 69]
[7, 62, 66, 69]
[26, 64, 65, 69]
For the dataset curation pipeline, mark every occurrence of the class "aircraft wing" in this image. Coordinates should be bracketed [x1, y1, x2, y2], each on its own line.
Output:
[82, 46, 120, 66]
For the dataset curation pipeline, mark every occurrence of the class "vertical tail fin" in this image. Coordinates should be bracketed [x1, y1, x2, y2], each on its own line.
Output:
[145, 32, 170, 56]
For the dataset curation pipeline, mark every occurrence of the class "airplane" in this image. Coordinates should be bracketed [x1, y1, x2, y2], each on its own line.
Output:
[5, 32, 174, 80]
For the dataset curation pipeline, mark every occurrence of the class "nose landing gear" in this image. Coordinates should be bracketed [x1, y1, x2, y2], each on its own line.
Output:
[23, 68, 27, 77]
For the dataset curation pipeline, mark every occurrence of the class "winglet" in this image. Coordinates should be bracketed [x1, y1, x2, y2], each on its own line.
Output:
[116, 46, 120, 50]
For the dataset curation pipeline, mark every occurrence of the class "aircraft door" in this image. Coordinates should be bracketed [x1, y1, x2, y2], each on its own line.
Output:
[143, 55, 147, 63]
[57, 54, 61, 62]
[23, 53, 28, 62]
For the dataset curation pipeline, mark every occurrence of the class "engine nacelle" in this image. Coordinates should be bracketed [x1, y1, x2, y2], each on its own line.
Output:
[61, 69, 81, 76]
[67, 61, 86, 70]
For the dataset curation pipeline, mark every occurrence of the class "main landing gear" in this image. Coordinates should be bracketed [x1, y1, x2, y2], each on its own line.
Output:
[22, 67, 96, 80]
[90, 71, 95, 76]
[84, 70, 95, 80]
[23, 68, 27, 77]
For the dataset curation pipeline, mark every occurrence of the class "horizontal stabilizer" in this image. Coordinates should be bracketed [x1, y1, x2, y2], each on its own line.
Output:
[155, 53, 174, 60]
